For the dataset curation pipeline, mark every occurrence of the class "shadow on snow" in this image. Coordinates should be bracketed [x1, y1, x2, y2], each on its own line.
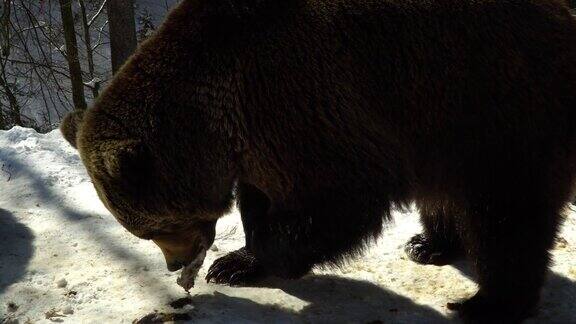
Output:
[188, 275, 450, 323]
[0, 208, 34, 294]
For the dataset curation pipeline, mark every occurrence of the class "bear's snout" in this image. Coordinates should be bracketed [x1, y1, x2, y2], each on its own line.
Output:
[154, 236, 204, 272]
[152, 221, 216, 273]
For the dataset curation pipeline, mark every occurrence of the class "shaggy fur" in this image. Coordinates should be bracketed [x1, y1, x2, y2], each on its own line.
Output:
[61, 0, 576, 322]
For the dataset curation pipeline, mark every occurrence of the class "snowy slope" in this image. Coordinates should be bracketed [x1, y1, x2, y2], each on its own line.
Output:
[0, 127, 574, 323]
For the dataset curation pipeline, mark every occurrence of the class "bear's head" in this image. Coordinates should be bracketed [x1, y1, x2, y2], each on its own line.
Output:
[59, 0, 253, 276]
[61, 105, 233, 272]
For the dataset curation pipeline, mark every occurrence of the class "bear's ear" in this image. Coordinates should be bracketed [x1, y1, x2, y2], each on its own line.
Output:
[101, 140, 152, 185]
[60, 110, 86, 149]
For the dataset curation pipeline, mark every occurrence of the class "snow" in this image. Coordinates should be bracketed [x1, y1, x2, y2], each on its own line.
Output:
[0, 126, 575, 323]
[84, 78, 102, 88]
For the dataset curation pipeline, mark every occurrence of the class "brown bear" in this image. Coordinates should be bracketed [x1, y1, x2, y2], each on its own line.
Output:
[61, 0, 576, 322]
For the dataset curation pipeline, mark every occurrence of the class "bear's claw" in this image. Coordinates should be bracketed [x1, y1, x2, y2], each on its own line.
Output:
[206, 247, 264, 286]
[405, 234, 462, 266]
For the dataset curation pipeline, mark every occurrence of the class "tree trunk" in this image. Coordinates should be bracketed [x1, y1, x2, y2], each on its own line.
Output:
[58, 0, 87, 111]
[1, 0, 11, 57]
[78, 0, 99, 98]
[0, 1, 21, 127]
[0, 101, 5, 130]
[107, 0, 137, 74]
[0, 68, 22, 126]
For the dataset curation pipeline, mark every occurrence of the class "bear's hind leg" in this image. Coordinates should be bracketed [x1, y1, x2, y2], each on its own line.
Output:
[452, 192, 563, 323]
[405, 202, 464, 265]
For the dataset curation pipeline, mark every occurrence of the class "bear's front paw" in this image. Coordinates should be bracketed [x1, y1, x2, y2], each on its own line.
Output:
[205, 247, 265, 286]
[448, 292, 536, 324]
[405, 234, 462, 266]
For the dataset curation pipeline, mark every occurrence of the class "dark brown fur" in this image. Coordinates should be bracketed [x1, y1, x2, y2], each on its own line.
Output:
[61, 0, 576, 322]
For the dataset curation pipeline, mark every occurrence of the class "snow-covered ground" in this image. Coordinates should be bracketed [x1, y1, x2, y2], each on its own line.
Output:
[0, 126, 574, 323]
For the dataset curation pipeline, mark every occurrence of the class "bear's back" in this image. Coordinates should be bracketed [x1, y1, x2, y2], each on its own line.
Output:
[234, 0, 576, 198]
